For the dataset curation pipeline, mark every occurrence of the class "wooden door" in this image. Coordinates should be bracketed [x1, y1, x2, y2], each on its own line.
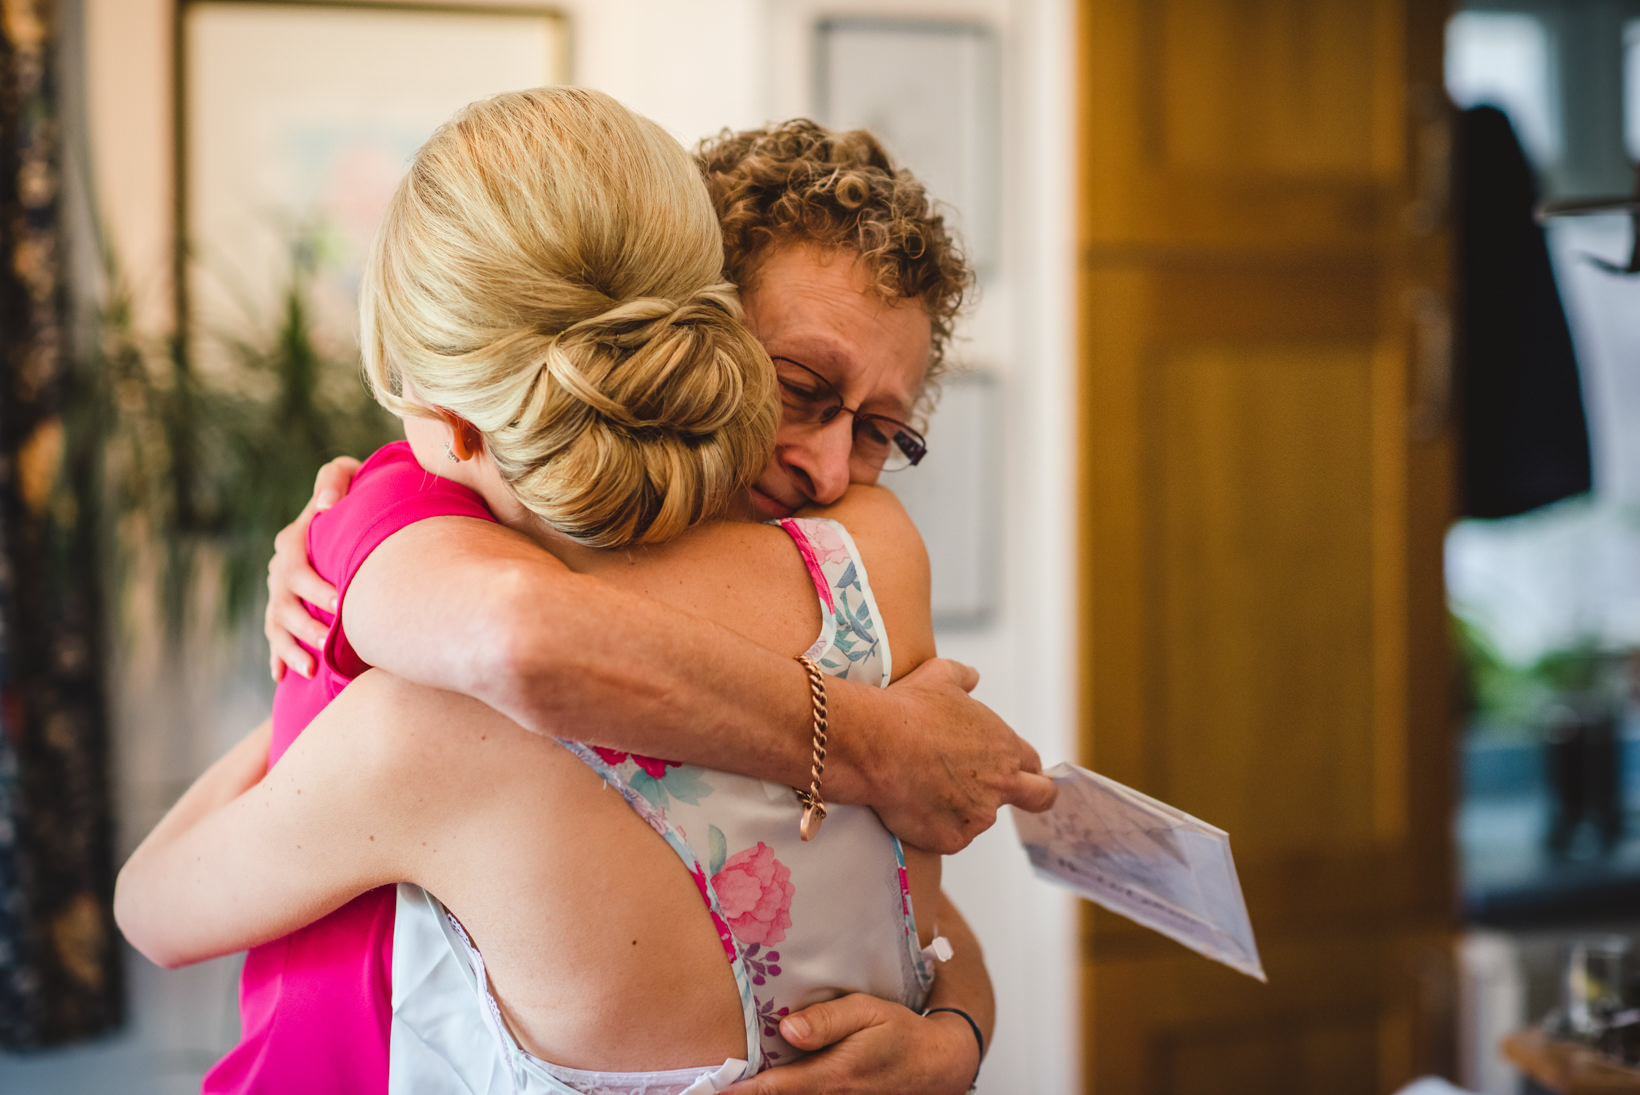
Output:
[1075, 1, 1457, 1092]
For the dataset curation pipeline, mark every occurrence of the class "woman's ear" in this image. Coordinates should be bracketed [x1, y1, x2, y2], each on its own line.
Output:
[435, 411, 484, 461]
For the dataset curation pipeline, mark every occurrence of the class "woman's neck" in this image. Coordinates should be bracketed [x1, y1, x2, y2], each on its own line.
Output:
[453, 458, 578, 560]
[454, 453, 762, 571]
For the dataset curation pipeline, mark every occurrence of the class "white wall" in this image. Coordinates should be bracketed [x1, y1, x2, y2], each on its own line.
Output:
[0, 2, 1080, 1090]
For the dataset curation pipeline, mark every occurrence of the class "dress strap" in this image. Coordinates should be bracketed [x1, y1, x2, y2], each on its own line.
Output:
[773, 518, 891, 688]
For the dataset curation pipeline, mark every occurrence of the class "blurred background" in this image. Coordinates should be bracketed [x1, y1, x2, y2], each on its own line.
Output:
[2, 0, 1639, 1092]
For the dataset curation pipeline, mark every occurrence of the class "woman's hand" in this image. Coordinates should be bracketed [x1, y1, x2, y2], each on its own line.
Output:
[264, 457, 361, 681]
[720, 995, 980, 1095]
[866, 658, 1057, 855]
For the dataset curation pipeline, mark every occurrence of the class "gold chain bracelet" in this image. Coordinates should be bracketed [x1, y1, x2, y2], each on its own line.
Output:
[793, 654, 829, 841]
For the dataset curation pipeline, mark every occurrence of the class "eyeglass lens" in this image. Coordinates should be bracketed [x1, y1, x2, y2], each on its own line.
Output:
[772, 358, 927, 471]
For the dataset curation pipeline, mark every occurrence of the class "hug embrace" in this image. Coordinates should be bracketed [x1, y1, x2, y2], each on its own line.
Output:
[116, 86, 1055, 1095]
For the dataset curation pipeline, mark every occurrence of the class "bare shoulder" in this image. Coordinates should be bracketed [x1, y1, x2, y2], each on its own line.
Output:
[576, 521, 821, 655]
[298, 671, 543, 800]
[801, 485, 928, 581]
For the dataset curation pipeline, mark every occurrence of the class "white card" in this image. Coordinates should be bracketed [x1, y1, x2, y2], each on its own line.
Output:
[1013, 762, 1266, 981]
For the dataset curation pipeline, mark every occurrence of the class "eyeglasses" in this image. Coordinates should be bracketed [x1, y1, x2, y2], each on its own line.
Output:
[772, 357, 928, 473]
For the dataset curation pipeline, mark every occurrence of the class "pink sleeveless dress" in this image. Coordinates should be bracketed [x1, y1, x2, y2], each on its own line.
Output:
[201, 442, 496, 1095]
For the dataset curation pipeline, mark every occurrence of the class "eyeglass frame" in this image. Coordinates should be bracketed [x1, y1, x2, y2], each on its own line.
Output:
[770, 356, 929, 472]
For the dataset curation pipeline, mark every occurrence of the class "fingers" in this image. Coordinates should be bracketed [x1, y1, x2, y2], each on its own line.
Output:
[902, 657, 979, 694]
[718, 1061, 818, 1095]
[269, 586, 330, 650]
[270, 508, 338, 609]
[313, 456, 361, 509]
[718, 995, 910, 1094]
[778, 993, 887, 1051]
[923, 824, 973, 857]
[1004, 735, 1057, 811]
[264, 608, 318, 680]
[263, 563, 326, 679]
[1008, 770, 1059, 814]
[280, 559, 339, 613]
[935, 657, 981, 693]
[264, 477, 344, 681]
[718, 1055, 841, 1095]
[874, 657, 1053, 848]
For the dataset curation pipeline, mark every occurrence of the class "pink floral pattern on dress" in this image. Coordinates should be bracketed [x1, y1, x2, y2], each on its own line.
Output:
[687, 861, 740, 962]
[555, 519, 933, 1077]
[711, 842, 794, 946]
[591, 746, 680, 781]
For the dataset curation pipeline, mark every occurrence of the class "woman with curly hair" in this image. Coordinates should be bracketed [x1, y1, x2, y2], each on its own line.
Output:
[246, 114, 1028, 1095]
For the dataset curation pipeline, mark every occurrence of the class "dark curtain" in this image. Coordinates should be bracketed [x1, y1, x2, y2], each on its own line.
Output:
[0, 0, 121, 1047]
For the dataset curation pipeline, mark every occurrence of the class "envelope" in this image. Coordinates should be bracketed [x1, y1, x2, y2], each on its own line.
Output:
[1012, 762, 1265, 981]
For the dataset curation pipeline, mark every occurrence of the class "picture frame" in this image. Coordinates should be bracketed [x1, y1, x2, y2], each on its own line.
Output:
[177, 0, 569, 356]
[814, 17, 1001, 274]
[891, 371, 1001, 629]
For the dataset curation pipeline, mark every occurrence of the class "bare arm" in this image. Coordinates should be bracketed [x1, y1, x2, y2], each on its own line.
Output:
[115, 720, 274, 959]
[114, 714, 389, 967]
[115, 675, 491, 969]
[141, 490, 1004, 1091]
[925, 895, 995, 1055]
[267, 462, 1053, 853]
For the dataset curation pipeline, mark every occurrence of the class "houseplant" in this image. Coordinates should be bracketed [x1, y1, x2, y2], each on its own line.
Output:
[73, 236, 399, 636]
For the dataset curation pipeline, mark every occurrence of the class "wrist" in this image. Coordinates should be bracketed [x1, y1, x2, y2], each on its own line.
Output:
[923, 1006, 984, 1091]
[808, 674, 884, 807]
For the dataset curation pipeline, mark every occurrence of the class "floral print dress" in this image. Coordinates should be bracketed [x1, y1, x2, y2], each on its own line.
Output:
[388, 518, 940, 1095]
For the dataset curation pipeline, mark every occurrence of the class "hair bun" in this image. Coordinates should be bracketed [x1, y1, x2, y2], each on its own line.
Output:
[546, 284, 754, 436]
[486, 281, 778, 547]
[359, 87, 778, 547]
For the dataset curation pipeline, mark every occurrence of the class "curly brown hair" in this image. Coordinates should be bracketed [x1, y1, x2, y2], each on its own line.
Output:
[696, 119, 973, 381]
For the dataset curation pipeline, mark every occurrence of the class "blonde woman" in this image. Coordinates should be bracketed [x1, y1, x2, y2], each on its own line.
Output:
[117, 88, 983, 1095]
[265, 117, 1041, 1094]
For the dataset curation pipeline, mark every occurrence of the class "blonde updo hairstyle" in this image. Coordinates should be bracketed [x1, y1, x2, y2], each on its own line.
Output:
[360, 86, 778, 547]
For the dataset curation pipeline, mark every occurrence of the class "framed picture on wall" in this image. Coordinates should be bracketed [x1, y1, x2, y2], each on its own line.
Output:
[815, 17, 1000, 274]
[178, 0, 569, 360]
[890, 371, 1001, 629]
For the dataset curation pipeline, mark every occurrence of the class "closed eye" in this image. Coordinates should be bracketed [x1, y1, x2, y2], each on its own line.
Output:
[854, 416, 895, 449]
[778, 376, 831, 402]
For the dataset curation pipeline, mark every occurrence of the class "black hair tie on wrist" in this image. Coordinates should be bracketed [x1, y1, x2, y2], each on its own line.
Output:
[923, 1006, 984, 1087]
